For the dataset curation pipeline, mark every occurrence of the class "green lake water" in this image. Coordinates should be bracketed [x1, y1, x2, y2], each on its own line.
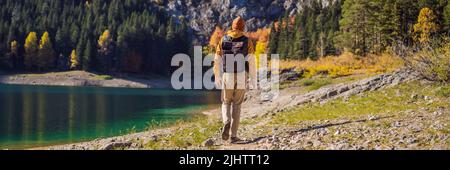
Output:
[0, 84, 221, 149]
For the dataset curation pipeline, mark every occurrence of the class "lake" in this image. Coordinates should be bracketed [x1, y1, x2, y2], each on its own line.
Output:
[0, 84, 221, 149]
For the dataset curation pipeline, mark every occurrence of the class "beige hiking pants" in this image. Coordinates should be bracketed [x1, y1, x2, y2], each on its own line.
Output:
[221, 72, 246, 138]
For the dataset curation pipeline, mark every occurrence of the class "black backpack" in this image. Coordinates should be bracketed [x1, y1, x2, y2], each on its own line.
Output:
[221, 35, 249, 73]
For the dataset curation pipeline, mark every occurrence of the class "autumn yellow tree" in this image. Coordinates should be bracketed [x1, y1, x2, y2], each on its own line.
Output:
[98, 30, 112, 49]
[70, 50, 79, 70]
[254, 40, 267, 69]
[98, 29, 113, 71]
[38, 31, 55, 70]
[24, 32, 38, 69]
[413, 8, 438, 44]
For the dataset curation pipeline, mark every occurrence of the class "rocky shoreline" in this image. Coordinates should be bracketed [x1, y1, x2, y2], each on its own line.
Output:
[0, 71, 171, 88]
[38, 69, 450, 150]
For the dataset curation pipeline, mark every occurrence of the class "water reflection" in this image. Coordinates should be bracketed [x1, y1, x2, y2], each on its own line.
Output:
[0, 85, 220, 149]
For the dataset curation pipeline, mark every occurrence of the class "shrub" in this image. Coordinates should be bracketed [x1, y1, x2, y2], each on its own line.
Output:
[396, 38, 450, 82]
[279, 52, 403, 78]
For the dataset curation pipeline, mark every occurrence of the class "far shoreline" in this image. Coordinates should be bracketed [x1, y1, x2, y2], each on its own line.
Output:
[0, 70, 172, 89]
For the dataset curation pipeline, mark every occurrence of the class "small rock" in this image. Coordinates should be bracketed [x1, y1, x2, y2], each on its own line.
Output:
[392, 121, 402, 127]
[130, 142, 142, 148]
[100, 142, 132, 150]
[368, 115, 378, 121]
[143, 135, 158, 144]
[374, 145, 383, 150]
[334, 130, 341, 136]
[407, 138, 418, 144]
[202, 138, 214, 147]
[312, 140, 321, 147]
[150, 135, 158, 142]
[433, 110, 442, 116]
[362, 140, 372, 148]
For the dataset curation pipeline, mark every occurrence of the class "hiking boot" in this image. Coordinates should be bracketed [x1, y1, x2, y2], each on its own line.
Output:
[230, 137, 242, 144]
[221, 123, 231, 141]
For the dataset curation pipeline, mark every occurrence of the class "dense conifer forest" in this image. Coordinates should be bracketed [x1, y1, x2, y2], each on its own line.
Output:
[269, 0, 450, 59]
[0, 0, 191, 75]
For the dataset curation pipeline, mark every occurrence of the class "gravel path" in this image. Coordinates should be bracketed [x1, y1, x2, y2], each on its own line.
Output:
[216, 108, 449, 150]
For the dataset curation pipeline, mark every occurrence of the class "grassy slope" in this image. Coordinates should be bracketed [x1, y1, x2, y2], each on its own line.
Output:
[237, 80, 449, 149]
[273, 81, 449, 125]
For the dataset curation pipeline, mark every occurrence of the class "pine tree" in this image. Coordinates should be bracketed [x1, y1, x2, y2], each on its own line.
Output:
[166, 17, 175, 42]
[372, 0, 399, 53]
[444, 2, 450, 32]
[306, 9, 317, 59]
[76, 38, 85, 70]
[70, 23, 79, 48]
[55, 26, 70, 58]
[290, 13, 304, 60]
[338, 0, 371, 55]
[299, 8, 311, 59]
[268, 23, 279, 55]
[38, 31, 55, 70]
[24, 32, 38, 69]
[83, 40, 92, 70]
[10, 40, 19, 68]
[276, 18, 287, 59]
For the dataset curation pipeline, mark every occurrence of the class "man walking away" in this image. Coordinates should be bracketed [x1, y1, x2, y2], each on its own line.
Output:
[214, 16, 256, 144]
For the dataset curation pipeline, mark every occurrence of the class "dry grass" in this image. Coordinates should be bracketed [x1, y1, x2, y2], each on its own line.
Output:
[396, 38, 450, 82]
[280, 52, 404, 78]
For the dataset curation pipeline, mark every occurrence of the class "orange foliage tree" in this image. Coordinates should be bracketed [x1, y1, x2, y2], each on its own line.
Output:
[208, 26, 224, 53]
